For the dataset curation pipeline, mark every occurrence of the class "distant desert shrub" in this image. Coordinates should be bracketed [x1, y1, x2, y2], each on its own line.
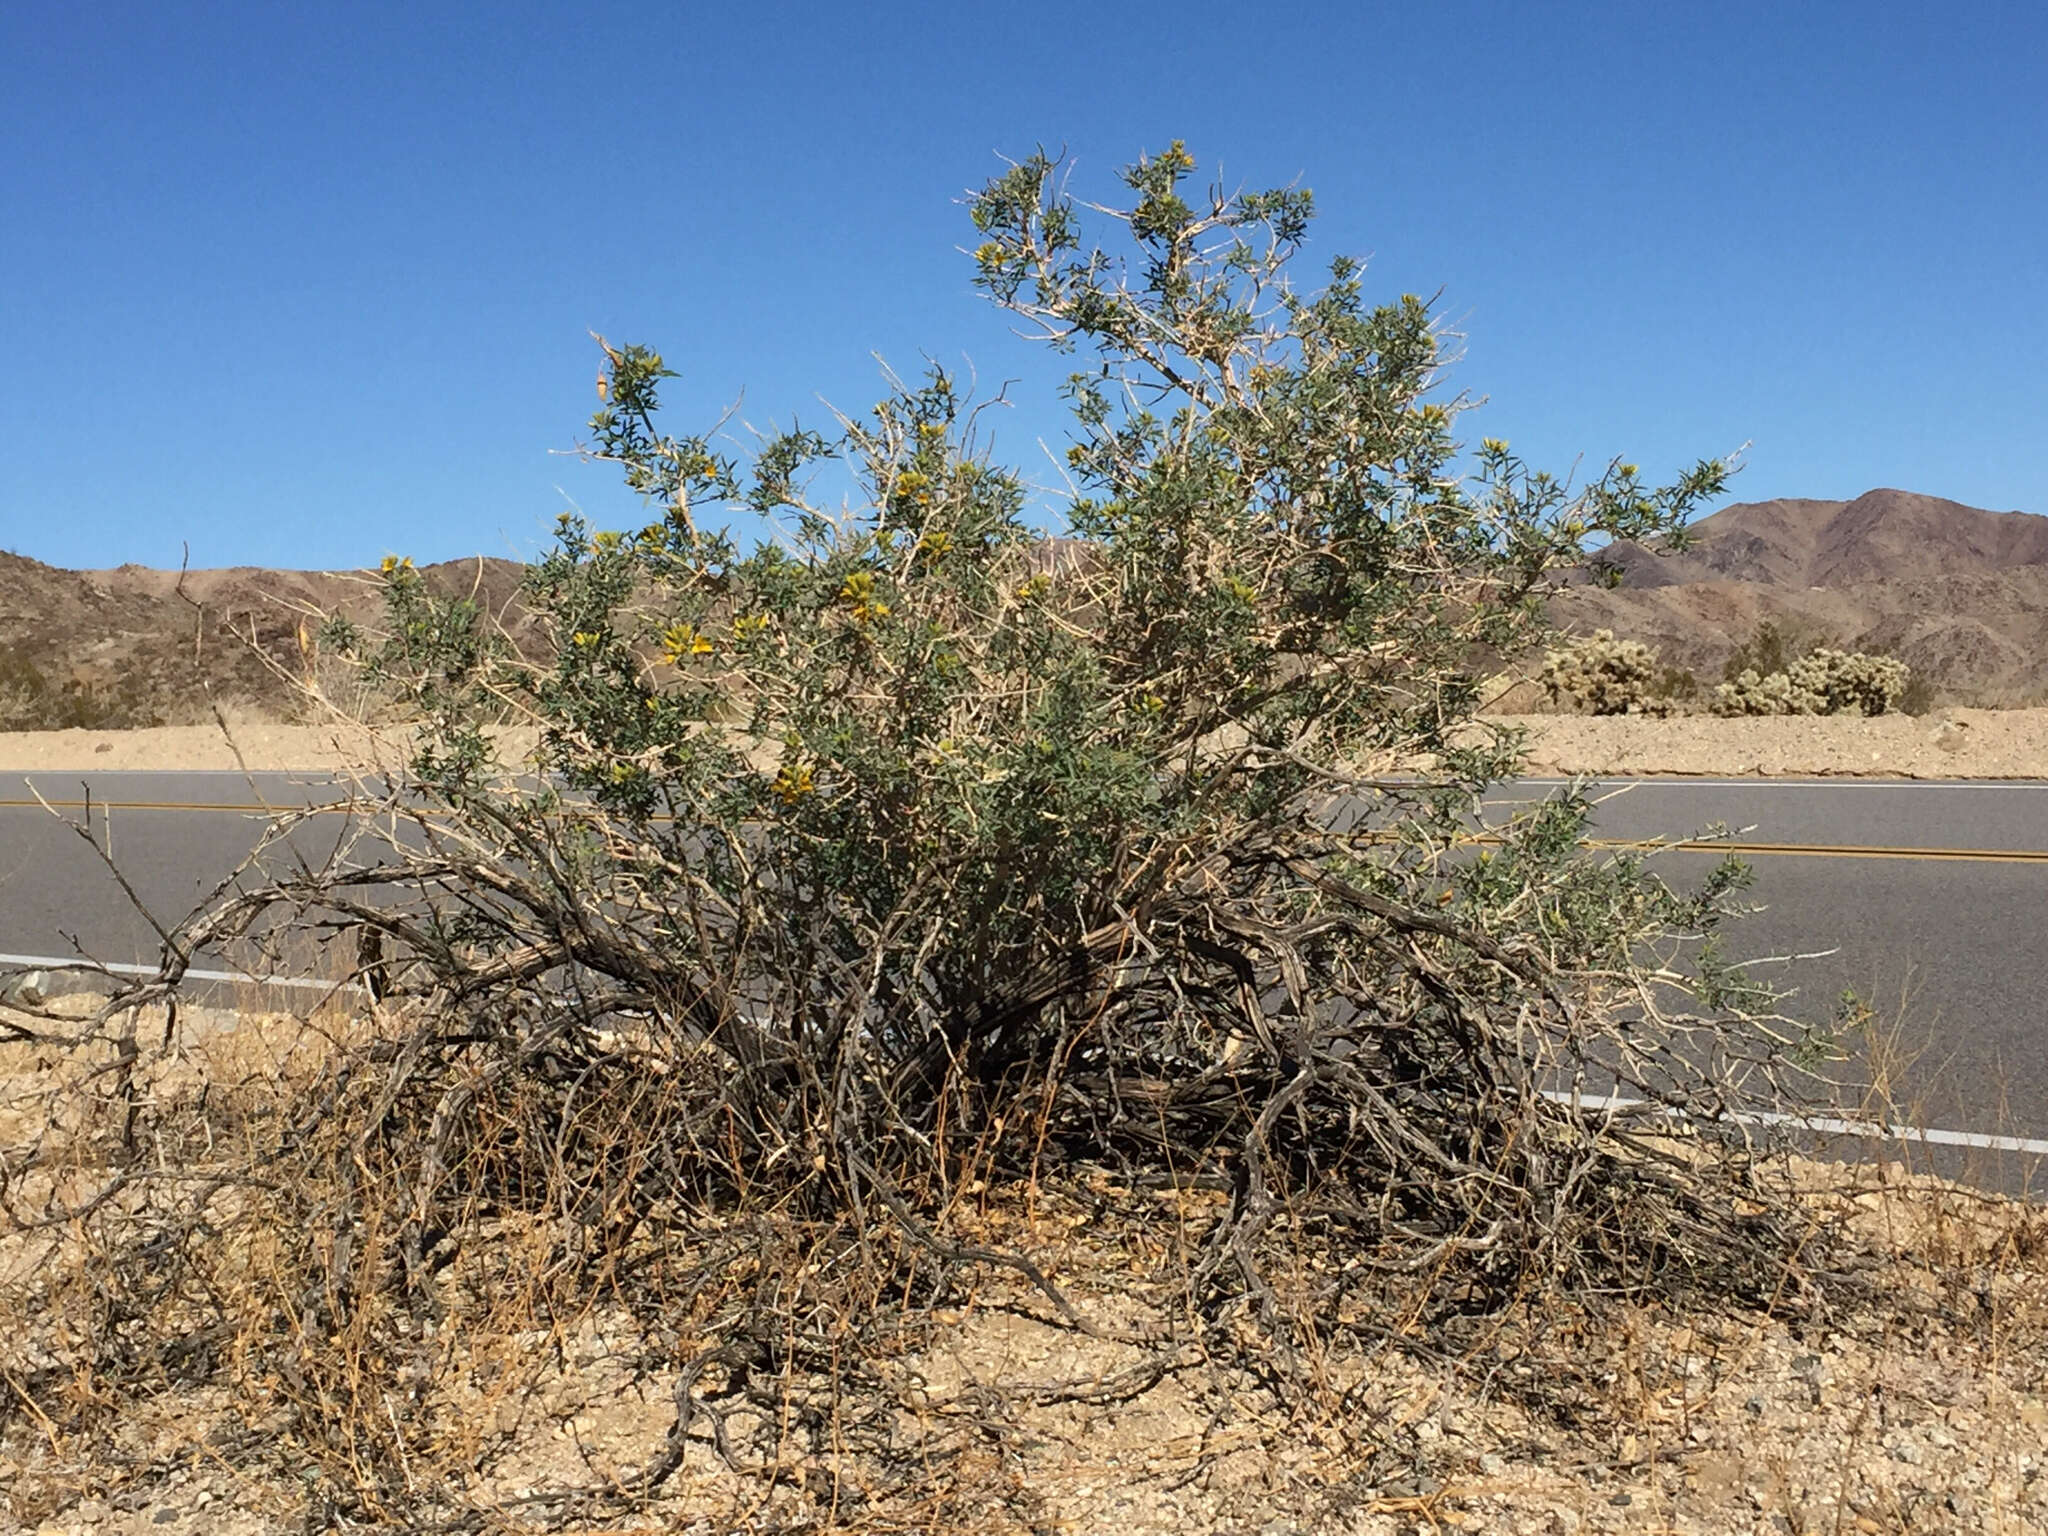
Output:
[0, 642, 160, 730]
[1714, 619, 1920, 717]
[1720, 618, 1817, 684]
[1712, 646, 1910, 717]
[1540, 629, 1693, 715]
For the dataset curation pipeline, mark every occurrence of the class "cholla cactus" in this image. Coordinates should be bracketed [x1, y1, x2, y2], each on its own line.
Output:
[1790, 647, 1910, 715]
[1711, 667, 1818, 717]
[1540, 629, 1679, 716]
[1710, 647, 1909, 717]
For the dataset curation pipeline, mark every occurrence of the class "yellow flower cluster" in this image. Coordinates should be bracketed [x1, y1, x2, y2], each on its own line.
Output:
[660, 623, 715, 662]
[1014, 572, 1052, 603]
[894, 468, 933, 506]
[731, 612, 770, 641]
[378, 555, 415, 576]
[772, 763, 816, 805]
[916, 531, 953, 559]
[839, 571, 891, 623]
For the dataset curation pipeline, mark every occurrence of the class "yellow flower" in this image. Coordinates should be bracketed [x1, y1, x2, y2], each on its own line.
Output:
[772, 763, 816, 805]
[731, 612, 771, 641]
[917, 421, 945, 439]
[573, 630, 601, 649]
[661, 623, 715, 663]
[590, 530, 624, 555]
[1014, 573, 1052, 602]
[839, 570, 890, 623]
[916, 531, 953, 558]
[379, 554, 415, 576]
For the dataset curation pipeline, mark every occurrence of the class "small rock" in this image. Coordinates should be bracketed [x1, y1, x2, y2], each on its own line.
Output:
[151, 1510, 180, 1527]
[1608, 1490, 1634, 1506]
[1894, 1440, 1924, 1465]
[1478, 1452, 1506, 1476]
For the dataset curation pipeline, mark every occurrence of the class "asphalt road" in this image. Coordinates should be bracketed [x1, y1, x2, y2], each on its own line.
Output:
[4, 770, 2046, 1152]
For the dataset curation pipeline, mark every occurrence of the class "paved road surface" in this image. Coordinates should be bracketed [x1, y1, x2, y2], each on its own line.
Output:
[4, 771, 2045, 1150]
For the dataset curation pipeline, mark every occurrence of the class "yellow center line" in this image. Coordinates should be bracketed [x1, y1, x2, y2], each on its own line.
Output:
[1596, 838, 2048, 864]
[4, 802, 2046, 863]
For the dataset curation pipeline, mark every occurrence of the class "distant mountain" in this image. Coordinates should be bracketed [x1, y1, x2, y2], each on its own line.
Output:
[1565, 489, 2048, 705]
[6, 486, 2043, 731]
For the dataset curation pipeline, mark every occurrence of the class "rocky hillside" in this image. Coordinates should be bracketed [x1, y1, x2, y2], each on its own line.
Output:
[0, 552, 529, 730]
[1562, 488, 2048, 705]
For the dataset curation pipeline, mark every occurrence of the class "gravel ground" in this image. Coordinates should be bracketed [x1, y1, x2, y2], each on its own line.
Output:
[5, 710, 2047, 778]
[4, 1009, 2045, 1535]
[1493, 708, 2048, 779]
[6, 1164, 2044, 1535]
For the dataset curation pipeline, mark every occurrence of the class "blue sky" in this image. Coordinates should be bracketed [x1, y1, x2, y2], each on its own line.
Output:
[2, 1, 2043, 570]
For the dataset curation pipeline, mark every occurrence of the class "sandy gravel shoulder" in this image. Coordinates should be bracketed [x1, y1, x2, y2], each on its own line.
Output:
[1493, 707, 2048, 779]
[0, 717, 538, 775]
[2, 708, 2046, 779]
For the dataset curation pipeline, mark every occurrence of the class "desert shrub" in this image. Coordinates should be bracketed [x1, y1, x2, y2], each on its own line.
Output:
[1714, 619, 1918, 717]
[1720, 617, 1818, 683]
[1539, 628, 1694, 715]
[1712, 645, 1911, 716]
[1897, 668, 1938, 715]
[7, 144, 1859, 1524]
[0, 642, 160, 730]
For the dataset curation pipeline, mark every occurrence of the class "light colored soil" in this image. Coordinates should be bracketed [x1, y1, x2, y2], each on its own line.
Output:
[0, 716, 538, 775]
[6, 710, 2046, 780]
[1492, 707, 2048, 779]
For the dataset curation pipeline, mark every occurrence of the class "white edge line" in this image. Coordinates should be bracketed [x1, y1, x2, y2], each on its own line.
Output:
[0, 951, 361, 996]
[1543, 1090, 2048, 1159]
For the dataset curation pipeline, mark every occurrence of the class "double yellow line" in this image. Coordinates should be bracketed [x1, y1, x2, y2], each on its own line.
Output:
[1602, 838, 2048, 865]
